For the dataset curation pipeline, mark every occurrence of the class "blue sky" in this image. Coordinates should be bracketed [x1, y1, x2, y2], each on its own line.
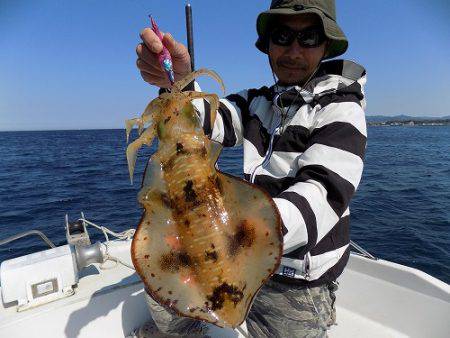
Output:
[1, 0, 449, 131]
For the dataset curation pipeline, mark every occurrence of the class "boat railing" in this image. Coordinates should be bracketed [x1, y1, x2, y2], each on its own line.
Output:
[350, 240, 377, 260]
[0, 217, 377, 264]
[0, 230, 56, 249]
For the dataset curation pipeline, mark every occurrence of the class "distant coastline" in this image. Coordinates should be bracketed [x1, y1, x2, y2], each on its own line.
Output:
[2, 115, 450, 132]
[366, 115, 450, 127]
[368, 119, 450, 127]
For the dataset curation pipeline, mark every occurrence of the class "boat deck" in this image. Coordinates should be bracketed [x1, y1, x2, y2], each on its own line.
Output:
[1, 240, 449, 337]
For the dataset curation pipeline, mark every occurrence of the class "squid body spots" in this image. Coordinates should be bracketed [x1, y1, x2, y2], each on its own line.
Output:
[206, 282, 245, 311]
[183, 180, 197, 203]
[159, 251, 194, 273]
[227, 220, 256, 256]
[176, 142, 186, 154]
[204, 249, 219, 263]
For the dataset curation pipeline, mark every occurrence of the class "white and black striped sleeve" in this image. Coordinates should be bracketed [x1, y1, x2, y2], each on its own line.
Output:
[273, 98, 367, 255]
[193, 85, 248, 147]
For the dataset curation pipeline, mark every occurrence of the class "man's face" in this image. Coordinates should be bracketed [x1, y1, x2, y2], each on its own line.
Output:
[268, 14, 327, 86]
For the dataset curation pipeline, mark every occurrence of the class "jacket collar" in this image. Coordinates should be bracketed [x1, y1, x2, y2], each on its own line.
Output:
[270, 59, 366, 107]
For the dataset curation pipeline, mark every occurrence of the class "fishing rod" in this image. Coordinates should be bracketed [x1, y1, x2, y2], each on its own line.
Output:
[185, 3, 195, 72]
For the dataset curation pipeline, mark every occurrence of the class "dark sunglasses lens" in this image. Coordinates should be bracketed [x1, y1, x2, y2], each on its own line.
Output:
[298, 28, 323, 47]
[271, 27, 295, 46]
[270, 26, 325, 48]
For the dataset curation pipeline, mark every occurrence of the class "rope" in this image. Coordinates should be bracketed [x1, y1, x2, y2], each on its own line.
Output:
[99, 241, 136, 271]
[78, 217, 136, 271]
[79, 218, 135, 242]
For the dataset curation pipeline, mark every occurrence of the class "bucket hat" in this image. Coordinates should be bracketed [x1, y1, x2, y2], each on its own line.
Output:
[255, 0, 348, 59]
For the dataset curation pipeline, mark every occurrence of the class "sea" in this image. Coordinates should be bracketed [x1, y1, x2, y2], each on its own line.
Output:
[0, 126, 449, 284]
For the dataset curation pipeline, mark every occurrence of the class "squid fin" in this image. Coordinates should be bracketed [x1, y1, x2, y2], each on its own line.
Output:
[131, 169, 282, 328]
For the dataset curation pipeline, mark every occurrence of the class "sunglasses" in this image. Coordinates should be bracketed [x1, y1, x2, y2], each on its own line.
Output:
[270, 25, 326, 48]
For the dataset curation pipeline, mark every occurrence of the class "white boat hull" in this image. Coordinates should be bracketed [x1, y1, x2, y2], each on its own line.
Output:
[1, 240, 449, 338]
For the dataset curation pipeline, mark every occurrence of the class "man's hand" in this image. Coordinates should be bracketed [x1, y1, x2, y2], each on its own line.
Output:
[136, 28, 191, 88]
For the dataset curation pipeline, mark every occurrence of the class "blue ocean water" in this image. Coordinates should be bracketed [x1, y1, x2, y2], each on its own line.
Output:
[0, 127, 449, 283]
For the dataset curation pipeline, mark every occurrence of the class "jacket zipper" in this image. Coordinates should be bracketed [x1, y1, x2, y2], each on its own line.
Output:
[303, 252, 311, 280]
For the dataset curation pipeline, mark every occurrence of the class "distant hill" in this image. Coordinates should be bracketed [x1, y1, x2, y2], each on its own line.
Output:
[366, 115, 450, 123]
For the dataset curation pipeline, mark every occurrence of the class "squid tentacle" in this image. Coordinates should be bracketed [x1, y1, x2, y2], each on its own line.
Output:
[125, 117, 143, 143]
[126, 125, 156, 184]
[185, 92, 220, 129]
[126, 97, 165, 149]
[172, 69, 225, 95]
[142, 97, 164, 118]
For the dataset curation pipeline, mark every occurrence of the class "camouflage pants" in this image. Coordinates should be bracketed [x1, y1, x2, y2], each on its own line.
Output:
[246, 279, 337, 337]
[140, 279, 337, 337]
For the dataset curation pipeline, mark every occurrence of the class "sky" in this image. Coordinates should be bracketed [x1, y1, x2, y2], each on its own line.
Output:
[0, 0, 449, 131]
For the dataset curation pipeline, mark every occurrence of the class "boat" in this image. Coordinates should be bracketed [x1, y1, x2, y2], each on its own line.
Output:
[0, 214, 449, 337]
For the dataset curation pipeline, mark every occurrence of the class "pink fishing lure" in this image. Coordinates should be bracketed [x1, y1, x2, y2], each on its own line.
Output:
[150, 15, 175, 85]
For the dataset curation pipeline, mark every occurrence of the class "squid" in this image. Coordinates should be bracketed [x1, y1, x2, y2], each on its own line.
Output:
[125, 69, 282, 328]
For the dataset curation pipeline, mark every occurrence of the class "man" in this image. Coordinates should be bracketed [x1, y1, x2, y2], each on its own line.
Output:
[135, 0, 367, 337]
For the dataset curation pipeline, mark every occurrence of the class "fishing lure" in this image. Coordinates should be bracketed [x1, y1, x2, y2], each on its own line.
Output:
[125, 69, 283, 328]
[150, 15, 175, 85]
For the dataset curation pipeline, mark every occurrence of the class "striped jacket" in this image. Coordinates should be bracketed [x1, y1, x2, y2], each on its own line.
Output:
[194, 59, 367, 286]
